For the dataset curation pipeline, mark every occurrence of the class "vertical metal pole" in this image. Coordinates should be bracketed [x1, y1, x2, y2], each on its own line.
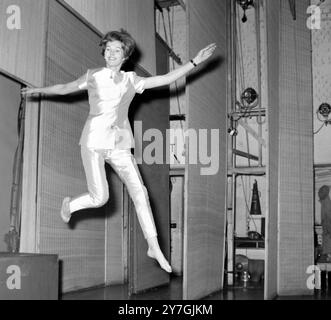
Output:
[256, 0, 264, 167]
[226, 0, 237, 287]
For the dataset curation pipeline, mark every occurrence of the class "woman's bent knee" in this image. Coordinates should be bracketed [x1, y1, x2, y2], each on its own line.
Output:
[91, 193, 109, 208]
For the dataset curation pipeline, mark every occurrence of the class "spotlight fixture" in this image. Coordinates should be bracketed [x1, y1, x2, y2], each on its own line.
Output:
[317, 102, 331, 126]
[318, 103, 331, 119]
[315, 103, 331, 134]
[240, 87, 259, 109]
[235, 254, 249, 273]
[236, 0, 255, 23]
[228, 127, 238, 137]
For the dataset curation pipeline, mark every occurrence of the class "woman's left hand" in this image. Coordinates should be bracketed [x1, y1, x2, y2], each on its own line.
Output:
[192, 43, 217, 66]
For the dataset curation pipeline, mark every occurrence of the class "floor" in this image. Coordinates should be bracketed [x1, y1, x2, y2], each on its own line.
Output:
[62, 276, 183, 300]
[61, 275, 331, 300]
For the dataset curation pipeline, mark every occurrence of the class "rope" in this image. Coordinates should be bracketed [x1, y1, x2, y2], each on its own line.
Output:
[236, 10, 246, 97]
[161, 9, 169, 45]
[167, 8, 174, 49]
[158, 6, 185, 162]
[314, 122, 326, 135]
[255, 0, 266, 126]
[6, 92, 26, 252]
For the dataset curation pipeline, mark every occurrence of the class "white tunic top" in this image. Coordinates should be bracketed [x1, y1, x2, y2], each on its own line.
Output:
[76, 68, 146, 149]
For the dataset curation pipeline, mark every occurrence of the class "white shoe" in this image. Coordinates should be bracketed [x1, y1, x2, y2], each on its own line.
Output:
[60, 197, 71, 223]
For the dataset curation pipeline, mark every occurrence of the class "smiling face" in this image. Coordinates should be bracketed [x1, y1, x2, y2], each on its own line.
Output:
[104, 40, 126, 69]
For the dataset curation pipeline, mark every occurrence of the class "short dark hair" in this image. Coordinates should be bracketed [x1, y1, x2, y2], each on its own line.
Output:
[100, 29, 136, 60]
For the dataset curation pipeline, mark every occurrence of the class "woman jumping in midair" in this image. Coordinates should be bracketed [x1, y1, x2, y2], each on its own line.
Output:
[22, 29, 216, 273]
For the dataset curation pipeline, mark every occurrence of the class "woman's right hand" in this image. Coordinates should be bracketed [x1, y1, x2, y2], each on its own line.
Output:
[21, 87, 41, 96]
[192, 43, 217, 66]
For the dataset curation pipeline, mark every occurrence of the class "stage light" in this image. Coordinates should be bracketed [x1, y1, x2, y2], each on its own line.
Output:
[315, 103, 331, 134]
[318, 103, 331, 119]
[236, 0, 255, 23]
[240, 87, 259, 109]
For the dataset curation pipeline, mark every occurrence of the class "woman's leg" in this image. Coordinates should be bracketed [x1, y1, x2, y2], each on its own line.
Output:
[105, 149, 172, 273]
[69, 147, 109, 214]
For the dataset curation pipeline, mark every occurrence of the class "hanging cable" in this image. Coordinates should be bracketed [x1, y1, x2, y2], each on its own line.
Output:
[231, 6, 247, 144]
[155, 5, 186, 163]
[161, 8, 169, 45]
[5, 90, 26, 253]
[314, 122, 326, 135]
[254, 0, 266, 126]
[236, 9, 246, 99]
[157, 10, 161, 35]
[163, 5, 185, 162]
[245, 121, 251, 167]
[167, 8, 174, 49]
[168, 7, 184, 125]
[171, 6, 175, 47]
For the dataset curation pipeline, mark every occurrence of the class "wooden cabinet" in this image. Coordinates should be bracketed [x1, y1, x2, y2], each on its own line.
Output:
[0, 253, 58, 300]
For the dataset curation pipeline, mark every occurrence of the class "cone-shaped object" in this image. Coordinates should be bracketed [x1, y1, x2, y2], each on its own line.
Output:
[250, 180, 262, 215]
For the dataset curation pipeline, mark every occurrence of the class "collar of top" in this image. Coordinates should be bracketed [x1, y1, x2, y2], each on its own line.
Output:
[104, 68, 120, 79]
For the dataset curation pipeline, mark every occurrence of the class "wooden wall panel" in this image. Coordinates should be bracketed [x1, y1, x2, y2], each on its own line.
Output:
[105, 171, 126, 285]
[184, 0, 228, 300]
[20, 100, 40, 253]
[0, 0, 48, 255]
[63, 0, 127, 31]
[64, 0, 156, 75]
[129, 38, 170, 294]
[264, 0, 280, 300]
[277, 0, 314, 296]
[37, 0, 107, 292]
[170, 175, 184, 275]
[0, 0, 47, 86]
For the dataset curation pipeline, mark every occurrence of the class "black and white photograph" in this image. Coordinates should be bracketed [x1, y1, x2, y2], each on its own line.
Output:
[0, 0, 330, 307]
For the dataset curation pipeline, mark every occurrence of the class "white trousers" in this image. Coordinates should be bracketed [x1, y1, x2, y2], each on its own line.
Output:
[69, 146, 157, 239]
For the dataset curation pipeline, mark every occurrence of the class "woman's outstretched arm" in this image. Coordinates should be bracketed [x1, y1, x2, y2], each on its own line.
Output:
[21, 79, 84, 96]
[143, 43, 217, 90]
